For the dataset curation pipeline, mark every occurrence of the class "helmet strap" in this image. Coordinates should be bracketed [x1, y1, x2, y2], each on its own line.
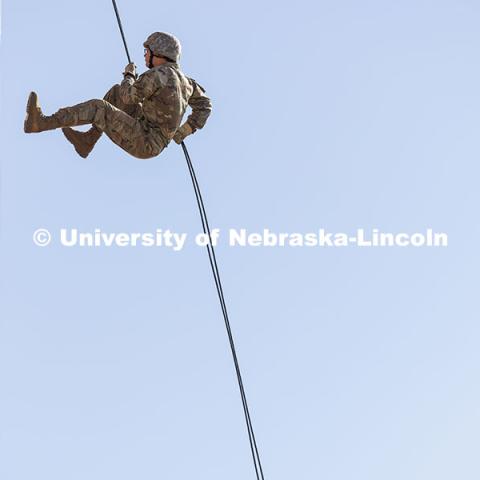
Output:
[148, 48, 154, 69]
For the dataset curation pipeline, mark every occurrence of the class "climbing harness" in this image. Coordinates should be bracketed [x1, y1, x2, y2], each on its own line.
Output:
[110, 2, 266, 478]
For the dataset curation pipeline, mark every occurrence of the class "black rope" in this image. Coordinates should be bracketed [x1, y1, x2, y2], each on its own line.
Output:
[111, 0, 132, 64]
[181, 142, 265, 480]
[109, 3, 265, 476]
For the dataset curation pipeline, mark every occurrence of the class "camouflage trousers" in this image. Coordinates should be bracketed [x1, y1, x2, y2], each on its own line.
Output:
[56, 85, 166, 159]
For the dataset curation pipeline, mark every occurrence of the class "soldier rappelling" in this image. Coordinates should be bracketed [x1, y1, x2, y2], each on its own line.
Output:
[24, 5, 265, 474]
[24, 32, 212, 159]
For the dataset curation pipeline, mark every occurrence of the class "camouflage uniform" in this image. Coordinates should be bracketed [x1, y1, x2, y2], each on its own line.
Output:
[55, 62, 212, 159]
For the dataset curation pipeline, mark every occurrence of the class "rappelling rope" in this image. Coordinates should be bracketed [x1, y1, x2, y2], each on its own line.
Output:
[181, 142, 265, 480]
[109, 2, 266, 478]
[111, 0, 132, 64]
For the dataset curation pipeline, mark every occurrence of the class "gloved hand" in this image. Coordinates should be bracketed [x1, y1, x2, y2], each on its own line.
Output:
[173, 122, 194, 144]
[123, 62, 137, 79]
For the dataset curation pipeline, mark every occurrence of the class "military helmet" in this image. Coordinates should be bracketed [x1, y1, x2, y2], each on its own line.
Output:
[144, 32, 181, 63]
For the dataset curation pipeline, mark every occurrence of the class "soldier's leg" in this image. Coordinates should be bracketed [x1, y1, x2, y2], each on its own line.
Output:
[62, 84, 142, 158]
[24, 92, 161, 159]
[24, 92, 105, 133]
[25, 92, 128, 133]
[86, 88, 162, 158]
[100, 107, 164, 160]
[103, 84, 142, 117]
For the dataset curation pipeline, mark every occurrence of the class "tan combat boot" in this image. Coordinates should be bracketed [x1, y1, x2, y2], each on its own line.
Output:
[24, 92, 61, 133]
[62, 127, 103, 158]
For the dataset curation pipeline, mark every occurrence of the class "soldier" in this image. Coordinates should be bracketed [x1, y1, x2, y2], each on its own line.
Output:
[24, 32, 212, 159]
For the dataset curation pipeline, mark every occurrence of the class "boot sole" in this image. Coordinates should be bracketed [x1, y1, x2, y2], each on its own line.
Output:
[24, 92, 40, 133]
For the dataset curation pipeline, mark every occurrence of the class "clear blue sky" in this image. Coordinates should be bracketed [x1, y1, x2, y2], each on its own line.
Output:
[2, 1, 480, 479]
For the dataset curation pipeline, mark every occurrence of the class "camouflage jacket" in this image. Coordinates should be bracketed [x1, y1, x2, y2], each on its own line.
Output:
[120, 62, 212, 144]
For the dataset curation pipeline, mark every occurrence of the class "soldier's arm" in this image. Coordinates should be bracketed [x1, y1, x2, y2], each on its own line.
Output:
[119, 71, 159, 105]
[185, 79, 212, 131]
